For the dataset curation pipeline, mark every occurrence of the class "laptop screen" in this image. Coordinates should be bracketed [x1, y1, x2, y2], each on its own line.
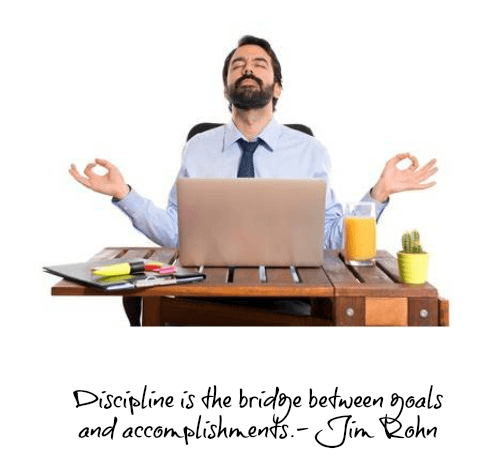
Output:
[177, 178, 326, 267]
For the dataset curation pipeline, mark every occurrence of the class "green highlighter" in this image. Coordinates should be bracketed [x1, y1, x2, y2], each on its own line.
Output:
[93, 260, 163, 277]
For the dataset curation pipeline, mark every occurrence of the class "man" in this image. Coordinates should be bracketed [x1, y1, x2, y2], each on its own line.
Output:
[70, 36, 437, 323]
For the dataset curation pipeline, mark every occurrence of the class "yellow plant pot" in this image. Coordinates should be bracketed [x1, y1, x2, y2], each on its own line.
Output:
[397, 252, 429, 285]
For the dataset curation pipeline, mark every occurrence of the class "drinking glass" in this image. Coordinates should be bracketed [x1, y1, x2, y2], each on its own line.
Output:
[344, 202, 376, 266]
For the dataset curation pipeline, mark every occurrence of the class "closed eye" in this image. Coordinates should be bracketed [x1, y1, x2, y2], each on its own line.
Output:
[254, 59, 268, 68]
[231, 58, 245, 69]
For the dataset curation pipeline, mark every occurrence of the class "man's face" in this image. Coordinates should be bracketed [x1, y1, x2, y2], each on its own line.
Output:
[225, 44, 281, 110]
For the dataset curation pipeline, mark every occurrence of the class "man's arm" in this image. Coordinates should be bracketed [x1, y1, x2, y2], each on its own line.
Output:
[323, 187, 388, 250]
[69, 157, 181, 247]
[112, 182, 179, 247]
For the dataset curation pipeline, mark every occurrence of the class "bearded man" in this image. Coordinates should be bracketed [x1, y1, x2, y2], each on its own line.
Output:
[69, 35, 437, 324]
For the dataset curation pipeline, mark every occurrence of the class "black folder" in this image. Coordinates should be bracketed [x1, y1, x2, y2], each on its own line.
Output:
[43, 258, 205, 291]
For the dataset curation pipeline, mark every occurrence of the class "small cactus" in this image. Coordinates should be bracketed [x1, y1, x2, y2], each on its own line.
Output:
[402, 230, 425, 254]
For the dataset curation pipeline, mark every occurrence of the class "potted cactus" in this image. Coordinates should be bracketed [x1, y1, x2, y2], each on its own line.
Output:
[397, 230, 429, 285]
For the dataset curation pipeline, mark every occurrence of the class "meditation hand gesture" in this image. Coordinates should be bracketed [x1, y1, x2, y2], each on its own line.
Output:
[371, 153, 438, 202]
[69, 158, 130, 200]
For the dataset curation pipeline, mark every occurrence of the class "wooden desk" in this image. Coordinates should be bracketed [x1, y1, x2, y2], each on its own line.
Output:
[51, 247, 449, 326]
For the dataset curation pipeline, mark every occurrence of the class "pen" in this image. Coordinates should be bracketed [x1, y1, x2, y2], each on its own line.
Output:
[134, 276, 203, 288]
[93, 260, 162, 277]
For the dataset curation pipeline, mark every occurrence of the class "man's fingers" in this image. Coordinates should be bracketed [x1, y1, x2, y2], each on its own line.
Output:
[417, 181, 436, 190]
[419, 158, 437, 171]
[391, 153, 410, 164]
[69, 164, 91, 187]
[390, 153, 419, 170]
[426, 166, 438, 178]
[417, 164, 438, 180]
[83, 162, 97, 178]
[95, 158, 115, 170]
[408, 154, 419, 169]
[69, 164, 84, 181]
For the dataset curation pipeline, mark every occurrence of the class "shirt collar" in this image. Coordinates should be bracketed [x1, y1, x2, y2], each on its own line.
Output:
[223, 117, 281, 152]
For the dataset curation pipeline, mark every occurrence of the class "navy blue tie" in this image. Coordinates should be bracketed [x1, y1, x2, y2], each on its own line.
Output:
[237, 138, 261, 178]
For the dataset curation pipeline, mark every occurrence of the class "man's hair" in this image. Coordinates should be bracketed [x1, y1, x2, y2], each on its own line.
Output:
[222, 35, 282, 112]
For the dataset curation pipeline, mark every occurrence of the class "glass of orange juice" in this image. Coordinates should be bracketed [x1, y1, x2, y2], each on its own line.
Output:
[344, 202, 376, 266]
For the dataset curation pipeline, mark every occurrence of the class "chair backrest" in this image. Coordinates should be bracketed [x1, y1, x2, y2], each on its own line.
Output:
[187, 122, 314, 142]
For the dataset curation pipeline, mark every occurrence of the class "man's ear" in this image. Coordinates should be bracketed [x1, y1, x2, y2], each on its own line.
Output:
[274, 83, 282, 99]
[223, 86, 229, 101]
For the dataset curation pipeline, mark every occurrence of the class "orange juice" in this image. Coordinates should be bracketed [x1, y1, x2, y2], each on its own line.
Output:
[344, 216, 376, 262]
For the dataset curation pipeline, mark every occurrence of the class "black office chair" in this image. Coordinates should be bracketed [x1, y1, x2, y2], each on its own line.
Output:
[123, 122, 314, 326]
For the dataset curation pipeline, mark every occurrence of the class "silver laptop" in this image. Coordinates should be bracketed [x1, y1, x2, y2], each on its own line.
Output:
[177, 178, 326, 267]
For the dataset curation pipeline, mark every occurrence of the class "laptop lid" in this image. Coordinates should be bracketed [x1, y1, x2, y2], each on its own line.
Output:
[177, 178, 326, 267]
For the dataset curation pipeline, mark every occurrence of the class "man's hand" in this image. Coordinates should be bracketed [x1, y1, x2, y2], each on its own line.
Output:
[69, 158, 130, 200]
[371, 153, 437, 203]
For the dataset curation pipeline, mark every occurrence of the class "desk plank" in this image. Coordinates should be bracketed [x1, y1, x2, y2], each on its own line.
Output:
[148, 248, 177, 265]
[297, 267, 332, 287]
[127, 284, 332, 297]
[233, 268, 260, 285]
[322, 251, 360, 284]
[266, 267, 296, 284]
[88, 247, 177, 264]
[89, 247, 128, 262]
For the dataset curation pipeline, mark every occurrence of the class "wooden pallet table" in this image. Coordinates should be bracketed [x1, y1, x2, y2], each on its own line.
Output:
[51, 247, 449, 326]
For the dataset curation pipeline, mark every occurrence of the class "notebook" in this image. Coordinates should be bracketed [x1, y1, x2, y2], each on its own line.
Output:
[177, 178, 326, 267]
[44, 258, 205, 291]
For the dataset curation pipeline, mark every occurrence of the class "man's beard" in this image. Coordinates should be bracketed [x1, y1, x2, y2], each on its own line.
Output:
[227, 74, 275, 110]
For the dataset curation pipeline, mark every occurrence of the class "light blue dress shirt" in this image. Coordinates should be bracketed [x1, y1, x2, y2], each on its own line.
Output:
[114, 118, 388, 249]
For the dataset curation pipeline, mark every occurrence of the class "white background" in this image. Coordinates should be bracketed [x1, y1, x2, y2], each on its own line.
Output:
[1, 0, 501, 469]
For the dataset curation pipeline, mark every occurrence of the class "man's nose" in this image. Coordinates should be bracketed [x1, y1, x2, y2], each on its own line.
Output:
[243, 62, 253, 75]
